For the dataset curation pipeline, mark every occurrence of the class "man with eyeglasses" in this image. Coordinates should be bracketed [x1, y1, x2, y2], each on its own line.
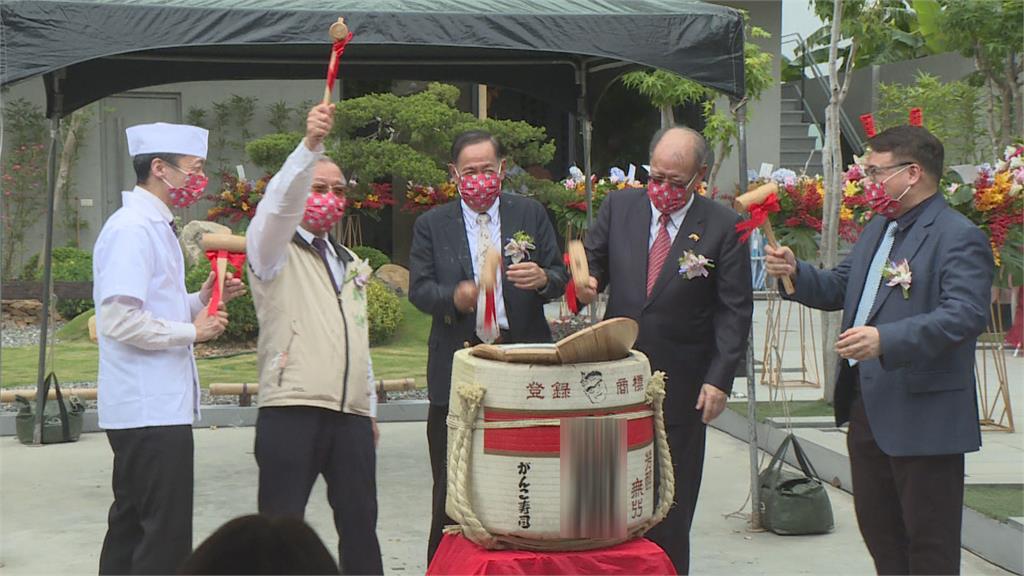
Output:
[246, 102, 383, 574]
[576, 126, 753, 574]
[409, 129, 567, 563]
[94, 122, 242, 574]
[765, 125, 992, 574]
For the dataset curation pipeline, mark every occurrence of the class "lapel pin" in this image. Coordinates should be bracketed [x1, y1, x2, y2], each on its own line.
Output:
[688, 233, 700, 242]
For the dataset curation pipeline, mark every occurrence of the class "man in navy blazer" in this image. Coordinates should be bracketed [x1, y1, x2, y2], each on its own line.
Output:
[578, 127, 753, 574]
[409, 130, 567, 563]
[766, 126, 992, 575]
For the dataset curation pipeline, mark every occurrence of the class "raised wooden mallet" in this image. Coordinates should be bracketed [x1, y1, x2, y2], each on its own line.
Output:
[567, 240, 589, 293]
[323, 17, 350, 105]
[734, 182, 796, 295]
[201, 233, 247, 314]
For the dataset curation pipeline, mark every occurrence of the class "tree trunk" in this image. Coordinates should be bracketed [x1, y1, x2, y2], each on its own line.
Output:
[819, 0, 847, 404]
[55, 109, 87, 246]
[1000, 82, 1014, 149]
[986, 77, 1001, 159]
[660, 105, 675, 129]
[709, 140, 727, 189]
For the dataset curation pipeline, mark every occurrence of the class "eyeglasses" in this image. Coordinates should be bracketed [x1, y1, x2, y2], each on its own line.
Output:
[865, 162, 913, 180]
[649, 172, 698, 188]
[311, 183, 347, 195]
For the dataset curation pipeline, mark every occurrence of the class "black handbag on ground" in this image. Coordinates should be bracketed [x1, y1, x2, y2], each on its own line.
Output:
[758, 433, 834, 535]
[15, 372, 85, 444]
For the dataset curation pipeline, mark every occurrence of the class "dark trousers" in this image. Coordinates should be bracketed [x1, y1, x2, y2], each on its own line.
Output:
[848, 395, 965, 575]
[426, 403, 454, 565]
[99, 425, 194, 575]
[645, 417, 708, 575]
[255, 406, 383, 575]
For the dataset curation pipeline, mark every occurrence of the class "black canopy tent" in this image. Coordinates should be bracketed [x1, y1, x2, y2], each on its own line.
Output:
[2, 1, 755, 504]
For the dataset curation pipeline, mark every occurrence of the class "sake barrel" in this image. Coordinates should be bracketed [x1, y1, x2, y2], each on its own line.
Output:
[446, 346, 660, 546]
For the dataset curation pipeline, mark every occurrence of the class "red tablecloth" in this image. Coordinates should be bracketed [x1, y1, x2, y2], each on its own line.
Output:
[426, 534, 677, 575]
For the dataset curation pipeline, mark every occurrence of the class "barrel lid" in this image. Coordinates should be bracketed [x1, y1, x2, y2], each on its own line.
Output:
[470, 317, 638, 364]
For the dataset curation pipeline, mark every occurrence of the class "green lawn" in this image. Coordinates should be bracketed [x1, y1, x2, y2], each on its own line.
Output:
[964, 484, 1024, 523]
[727, 399, 835, 422]
[2, 299, 431, 390]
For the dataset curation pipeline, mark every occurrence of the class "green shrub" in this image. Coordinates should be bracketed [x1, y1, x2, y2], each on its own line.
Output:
[21, 247, 93, 319]
[184, 260, 259, 342]
[350, 246, 391, 270]
[366, 279, 402, 345]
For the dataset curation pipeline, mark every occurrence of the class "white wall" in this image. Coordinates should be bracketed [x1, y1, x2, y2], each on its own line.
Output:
[2, 78, 323, 272]
[710, 0, 784, 198]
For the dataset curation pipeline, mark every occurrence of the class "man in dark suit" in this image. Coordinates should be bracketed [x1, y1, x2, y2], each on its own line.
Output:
[578, 126, 753, 573]
[409, 130, 568, 563]
[766, 125, 992, 574]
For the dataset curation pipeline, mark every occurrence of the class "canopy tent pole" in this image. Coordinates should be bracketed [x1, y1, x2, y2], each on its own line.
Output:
[576, 60, 598, 324]
[733, 96, 761, 530]
[33, 71, 64, 445]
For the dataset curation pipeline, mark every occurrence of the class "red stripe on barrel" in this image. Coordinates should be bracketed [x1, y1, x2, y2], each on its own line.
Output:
[482, 405, 654, 456]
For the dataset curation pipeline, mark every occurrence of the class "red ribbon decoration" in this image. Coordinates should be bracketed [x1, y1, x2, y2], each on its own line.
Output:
[483, 286, 497, 335]
[325, 32, 355, 96]
[734, 192, 781, 243]
[563, 252, 579, 315]
[204, 250, 247, 315]
[909, 107, 923, 127]
[860, 113, 877, 138]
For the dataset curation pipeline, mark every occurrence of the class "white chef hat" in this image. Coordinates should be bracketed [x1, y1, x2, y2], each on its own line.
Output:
[125, 122, 208, 159]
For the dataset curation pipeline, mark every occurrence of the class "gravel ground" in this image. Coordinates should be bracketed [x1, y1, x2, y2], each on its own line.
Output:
[1, 323, 65, 349]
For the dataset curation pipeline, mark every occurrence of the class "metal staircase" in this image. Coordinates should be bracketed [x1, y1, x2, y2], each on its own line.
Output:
[780, 83, 823, 176]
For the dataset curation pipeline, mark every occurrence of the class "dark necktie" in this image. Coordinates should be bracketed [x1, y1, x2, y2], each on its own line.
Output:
[311, 237, 340, 294]
[646, 213, 672, 297]
[169, 220, 178, 237]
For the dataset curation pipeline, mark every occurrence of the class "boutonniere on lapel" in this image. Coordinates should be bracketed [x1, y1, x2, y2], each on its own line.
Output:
[678, 250, 715, 280]
[503, 231, 536, 264]
[344, 258, 373, 292]
[882, 259, 912, 299]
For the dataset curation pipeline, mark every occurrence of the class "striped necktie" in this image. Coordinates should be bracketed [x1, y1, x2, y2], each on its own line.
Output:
[647, 213, 672, 298]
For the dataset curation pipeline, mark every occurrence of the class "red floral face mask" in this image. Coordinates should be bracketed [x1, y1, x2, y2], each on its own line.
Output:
[647, 173, 697, 214]
[302, 190, 346, 234]
[457, 170, 502, 212]
[865, 166, 911, 218]
[162, 164, 208, 208]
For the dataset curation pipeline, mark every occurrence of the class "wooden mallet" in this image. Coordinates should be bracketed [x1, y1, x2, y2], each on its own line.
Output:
[201, 233, 247, 314]
[567, 240, 589, 293]
[734, 182, 796, 295]
[323, 17, 351, 105]
[477, 247, 502, 342]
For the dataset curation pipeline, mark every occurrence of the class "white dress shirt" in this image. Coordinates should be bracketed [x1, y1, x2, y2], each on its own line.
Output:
[648, 193, 696, 248]
[93, 186, 201, 428]
[247, 140, 377, 416]
[461, 198, 509, 330]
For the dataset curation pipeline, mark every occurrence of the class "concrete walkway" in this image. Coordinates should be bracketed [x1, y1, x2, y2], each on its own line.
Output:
[0, 423, 1010, 575]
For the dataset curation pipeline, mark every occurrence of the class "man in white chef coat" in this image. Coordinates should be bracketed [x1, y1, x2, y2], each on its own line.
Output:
[92, 122, 242, 575]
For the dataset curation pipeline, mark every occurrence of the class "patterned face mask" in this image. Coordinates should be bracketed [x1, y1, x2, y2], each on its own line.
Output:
[162, 164, 208, 208]
[457, 170, 503, 212]
[647, 172, 697, 214]
[865, 166, 911, 218]
[302, 189, 346, 234]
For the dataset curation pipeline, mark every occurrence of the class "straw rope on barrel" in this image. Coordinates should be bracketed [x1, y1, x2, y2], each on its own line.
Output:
[444, 368, 675, 551]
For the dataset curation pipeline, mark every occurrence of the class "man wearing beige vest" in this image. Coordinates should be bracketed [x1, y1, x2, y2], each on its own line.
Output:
[247, 103, 383, 575]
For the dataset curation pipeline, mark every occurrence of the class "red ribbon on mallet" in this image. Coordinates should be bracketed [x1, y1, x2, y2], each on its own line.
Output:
[325, 32, 354, 97]
[909, 108, 923, 127]
[563, 252, 579, 315]
[734, 192, 780, 243]
[204, 250, 246, 315]
[860, 113, 877, 138]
